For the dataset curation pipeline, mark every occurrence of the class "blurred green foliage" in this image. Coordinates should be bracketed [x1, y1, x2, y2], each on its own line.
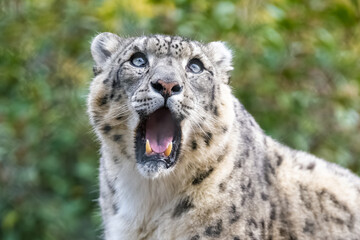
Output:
[1, 0, 359, 239]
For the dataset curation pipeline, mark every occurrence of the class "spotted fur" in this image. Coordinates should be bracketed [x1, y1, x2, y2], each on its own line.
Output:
[87, 33, 360, 239]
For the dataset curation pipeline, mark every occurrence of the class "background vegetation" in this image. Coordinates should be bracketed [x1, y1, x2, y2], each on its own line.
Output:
[1, 0, 359, 239]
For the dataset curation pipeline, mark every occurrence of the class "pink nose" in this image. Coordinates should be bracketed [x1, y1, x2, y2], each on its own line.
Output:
[151, 80, 183, 97]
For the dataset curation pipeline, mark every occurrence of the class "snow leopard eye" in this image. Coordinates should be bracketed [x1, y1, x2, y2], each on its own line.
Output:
[187, 58, 204, 74]
[130, 52, 148, 67]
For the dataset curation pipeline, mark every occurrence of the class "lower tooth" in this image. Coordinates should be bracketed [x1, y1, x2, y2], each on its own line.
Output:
[164, 142, 172, 157]
[146, 139, 152, 154]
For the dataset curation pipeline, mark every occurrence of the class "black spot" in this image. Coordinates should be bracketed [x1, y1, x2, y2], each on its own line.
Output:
[113, 134, 122, 142]
[210, 85, 215, 103]
[248, 188, 255, 199]
[113, 157, 119, 164]
[240, 183, 246, 192]
[241, 195, 246, 206]
[318, 189, 346, 211]
[222, 126, 228, 133]
[113, 71, 121, 89]
[243, 134, 252, 144]
[236, 157, 242, 168]
[261, 192, 268, 201]
[217, 154, 225, 162]
[204, 219, 223, 237]
[263, 158, 274, 185]
[279, 228, 287, 237]
[115, 115, 122, 120]
[229, 204, 241, 224]
[243, 147, 250, 158]
[114, 94, 122, 101]
[172, 196, 194, 218]
[299, 185, 312, 210]
[316, 189, 354, 229]
[98, 95, 108, 106]
[276, 154, 283, 166]
[216, 59, 224, 65]
[270, 203, 276, 220]
[260, 220, 266, 238]
[209, 70, 214, 76]
[190, 235, 200, 240]
[93, 66, 102, 76]
[103, 78, 109, 84]
[103, 172, 116, 195]
[247, 179, 252, 189]
[249, 119, 255, 127]
[100, 45, 111, 58]
[248, 218, 258, 228]
[219, 182, 226, 192]
[102, 125, 112, 134]
[334, 217, 344, 225]
[213, 106, 219, 116]
[303, 219, 315, 234]
[233, 237, 240, 240]
[203, 132, 213, 146]
[191, 140, 197, 150]
[289, 233, 297, 240]
[307, 162, 315, 170]
[112, 202, 119, 214]
[192, 167, 214, 185]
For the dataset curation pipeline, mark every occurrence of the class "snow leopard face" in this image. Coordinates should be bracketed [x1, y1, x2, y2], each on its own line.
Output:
[88, 33, 233, 178]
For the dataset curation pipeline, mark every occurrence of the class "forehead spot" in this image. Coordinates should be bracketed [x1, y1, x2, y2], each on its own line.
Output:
[128, 36, 204, 62]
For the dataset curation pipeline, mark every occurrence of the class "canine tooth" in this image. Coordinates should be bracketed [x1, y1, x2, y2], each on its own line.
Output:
[164, 142, 172, 157]
[146, 139, 152, 154]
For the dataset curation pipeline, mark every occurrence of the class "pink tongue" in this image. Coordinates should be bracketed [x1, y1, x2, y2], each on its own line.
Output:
[146, 108, 175, 153]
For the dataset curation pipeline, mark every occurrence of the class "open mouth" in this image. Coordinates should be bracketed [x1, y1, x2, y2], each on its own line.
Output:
[135, 107, 182, 169]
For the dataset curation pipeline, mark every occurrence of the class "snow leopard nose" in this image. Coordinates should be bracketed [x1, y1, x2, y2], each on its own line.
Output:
[151, 80, 183, 97]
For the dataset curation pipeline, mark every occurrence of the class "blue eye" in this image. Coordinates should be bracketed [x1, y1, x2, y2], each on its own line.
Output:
[130, 52, 148, 67]
[187, 58, 204, 73]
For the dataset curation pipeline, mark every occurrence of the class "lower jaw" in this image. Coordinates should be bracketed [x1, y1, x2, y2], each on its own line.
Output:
[136, 160, 168, 178]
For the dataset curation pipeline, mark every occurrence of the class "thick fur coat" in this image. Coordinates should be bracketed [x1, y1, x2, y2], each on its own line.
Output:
[87, 33, 360, 239]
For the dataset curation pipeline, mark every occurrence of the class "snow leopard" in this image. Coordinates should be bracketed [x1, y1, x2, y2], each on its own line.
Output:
[87, 33, 360, 239]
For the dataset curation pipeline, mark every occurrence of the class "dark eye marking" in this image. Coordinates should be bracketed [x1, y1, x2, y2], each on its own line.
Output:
[130, 52, 148, 67]
[187, 58, 204, 74]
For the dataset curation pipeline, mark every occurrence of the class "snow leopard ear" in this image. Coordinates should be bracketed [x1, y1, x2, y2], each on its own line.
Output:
[206, 41, 233, 83]
[91, 32, 122, 74]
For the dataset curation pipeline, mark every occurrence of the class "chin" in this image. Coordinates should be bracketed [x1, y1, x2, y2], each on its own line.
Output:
[135, 107, 182, 178]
